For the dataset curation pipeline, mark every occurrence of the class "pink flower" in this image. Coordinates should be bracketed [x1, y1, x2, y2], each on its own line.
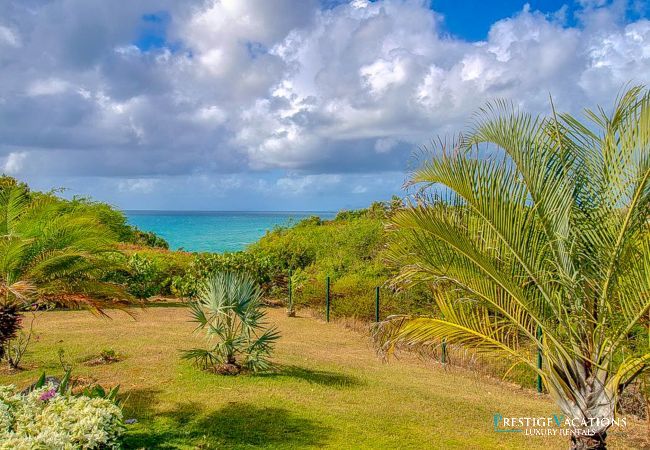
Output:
[39, 389, 56, 401]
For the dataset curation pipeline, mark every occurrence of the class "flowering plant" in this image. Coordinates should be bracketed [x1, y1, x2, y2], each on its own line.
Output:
[0, 383, 124, 449]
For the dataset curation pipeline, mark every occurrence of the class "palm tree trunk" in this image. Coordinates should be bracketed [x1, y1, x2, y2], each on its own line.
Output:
[0, 305, 21, 359]
[570, 431, 606, 450]
[552, 370, 614, 450]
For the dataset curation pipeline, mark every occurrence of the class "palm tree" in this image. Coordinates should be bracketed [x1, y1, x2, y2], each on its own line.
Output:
[0, 184, 129, 360]
[183, 271, 280, 374]
[374, 87, 649, 449]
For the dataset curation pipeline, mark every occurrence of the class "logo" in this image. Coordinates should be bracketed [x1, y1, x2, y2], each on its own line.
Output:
[493, 413, 626, 437]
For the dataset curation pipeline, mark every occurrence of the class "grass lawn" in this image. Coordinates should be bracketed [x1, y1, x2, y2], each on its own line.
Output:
[1, 305, 646, 449]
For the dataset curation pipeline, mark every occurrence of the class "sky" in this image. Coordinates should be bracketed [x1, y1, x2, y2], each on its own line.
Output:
[0, 0, 649, 211]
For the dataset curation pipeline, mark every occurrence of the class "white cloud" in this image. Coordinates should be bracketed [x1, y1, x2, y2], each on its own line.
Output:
[361, 57, 409, 95]
[27, 78, 70, 96]
[0, 0, 649, 209]
[2, 152, 27, 175]
[0, 25, 19, 47]
[276, 174, 342, 194]
[118, 178, 158, 193]
[374, 138, 398, 153]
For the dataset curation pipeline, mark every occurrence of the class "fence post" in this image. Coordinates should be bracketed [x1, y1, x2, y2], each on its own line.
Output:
[441, 338, 447, 364]
[326, 276, 330, 322]
[288, 270, 292, 306]
[374, 287, 380, 322]
[537, 325, 543, 393]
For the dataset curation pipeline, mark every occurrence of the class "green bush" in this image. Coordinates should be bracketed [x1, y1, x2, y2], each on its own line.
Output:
[171, 252, 275, 298]
[246, 201, 434, 320]
[124, 254, 160, 299]
[105, 250, 192, 299]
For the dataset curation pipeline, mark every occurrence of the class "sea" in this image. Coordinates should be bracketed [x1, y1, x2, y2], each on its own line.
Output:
[125, 211, 336, 253]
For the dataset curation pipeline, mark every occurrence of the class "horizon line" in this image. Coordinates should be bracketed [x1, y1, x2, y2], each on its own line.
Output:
[124, 209, 338, 213]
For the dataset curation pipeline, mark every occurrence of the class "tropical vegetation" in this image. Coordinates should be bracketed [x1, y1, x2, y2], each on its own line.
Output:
[0, 380, 124, 449]
[0, 180, 131, 364]
[182, 271, 280, 374]
[374, 87, 650, 449]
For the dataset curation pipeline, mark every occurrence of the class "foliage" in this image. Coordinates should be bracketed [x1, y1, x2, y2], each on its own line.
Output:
[58, 195, 168, 249]
[0, 176, 168, 250]
[247, 200, 435, 320]
[131, 229, 169, 249]
[374, 87, 650, 446]
[2, 312, 36, 370]
[171, 252, 274, 298]
[287, 270, 307, 317]
[123, 254, 162, 299]
[104, 249, 192, 299]
[182, 272, 280, 373]
[0, 380, 123, 449]
[0, 184, 134, 361]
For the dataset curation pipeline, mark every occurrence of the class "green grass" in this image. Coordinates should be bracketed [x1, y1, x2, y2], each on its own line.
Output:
[1, 307, 645, 449]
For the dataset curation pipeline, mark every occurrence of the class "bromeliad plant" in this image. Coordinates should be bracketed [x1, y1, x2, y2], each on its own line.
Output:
[182, 271, 280, 374]
[375, 87, 649, 449]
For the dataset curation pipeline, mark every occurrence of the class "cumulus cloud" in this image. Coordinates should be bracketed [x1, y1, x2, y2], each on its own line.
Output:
[0, 0, 648, 208]
[2, 152, 27, 175]
[118, 178, 159, 193]
[0, 24, 19, 47]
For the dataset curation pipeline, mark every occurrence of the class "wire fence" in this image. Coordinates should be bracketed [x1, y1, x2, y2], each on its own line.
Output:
[290, 274, 544, 393]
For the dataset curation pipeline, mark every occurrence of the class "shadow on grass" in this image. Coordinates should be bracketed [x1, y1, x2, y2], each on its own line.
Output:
[256, 364, 363, 388]
[122, 389, 331, 449]
[131, 301, 189, 309]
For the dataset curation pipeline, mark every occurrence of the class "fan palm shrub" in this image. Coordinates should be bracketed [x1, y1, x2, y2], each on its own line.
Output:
[374, 87, 649, 449]
[0, 184, 129, 361]
[182, 271, 280, 374]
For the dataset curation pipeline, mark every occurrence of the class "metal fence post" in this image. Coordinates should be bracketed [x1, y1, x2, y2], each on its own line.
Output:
[441, 338, 447, 364]
[288, 270, 292, 306]
[326, 276, 330, 322]
[537, 325, 543, 393]
[374, 287, 380, 322]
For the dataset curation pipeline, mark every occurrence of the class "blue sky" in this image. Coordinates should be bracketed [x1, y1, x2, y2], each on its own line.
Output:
[0, 0, 649, 211]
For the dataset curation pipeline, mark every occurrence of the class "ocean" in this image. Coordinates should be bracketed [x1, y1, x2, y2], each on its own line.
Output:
[125, 211, 336, 253]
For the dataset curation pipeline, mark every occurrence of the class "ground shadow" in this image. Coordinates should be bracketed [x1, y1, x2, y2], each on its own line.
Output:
[255, 364, 363, 388]
[196, 403, 330, 447]
[121, 387, 164, 420]
[122, 389, 331, 449]
[126, 301, 189, 310]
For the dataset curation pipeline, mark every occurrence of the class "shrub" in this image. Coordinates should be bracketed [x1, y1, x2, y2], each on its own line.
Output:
[182, 272, 280, 374]
[106, 250, 192, 299]
[0, 383, 123, 449]
[131, 229, 169, 249]
[124, 253, 160, 299]
[171, 252, 274, 298]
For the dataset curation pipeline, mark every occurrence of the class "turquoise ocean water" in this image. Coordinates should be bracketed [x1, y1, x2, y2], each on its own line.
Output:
[125, 211, 335, 253]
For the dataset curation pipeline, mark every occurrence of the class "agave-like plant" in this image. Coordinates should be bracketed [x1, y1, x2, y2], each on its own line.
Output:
[374, 87, 649, 449]
[183, 271, 280, 374]
[0, 184, 130, 360]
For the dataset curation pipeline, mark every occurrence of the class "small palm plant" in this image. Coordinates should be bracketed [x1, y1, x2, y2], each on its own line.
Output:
[375, 87, 649, 449]
[183, 271, 280, 374]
